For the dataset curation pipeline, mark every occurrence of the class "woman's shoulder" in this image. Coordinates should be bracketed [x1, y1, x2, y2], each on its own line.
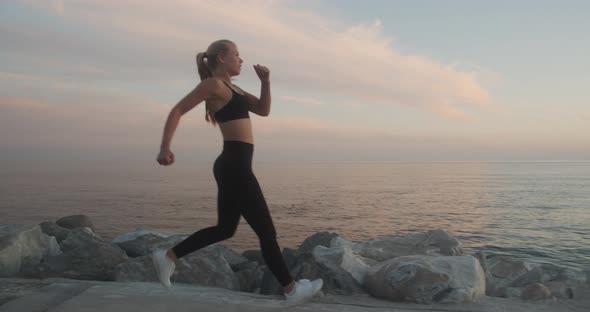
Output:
[196, 78, 227, 97]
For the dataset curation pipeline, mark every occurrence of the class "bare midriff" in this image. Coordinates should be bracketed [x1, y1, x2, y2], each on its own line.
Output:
[218, 118, 254, 144]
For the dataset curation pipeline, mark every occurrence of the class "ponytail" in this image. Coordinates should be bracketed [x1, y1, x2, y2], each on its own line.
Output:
[197, 39, 234, 126]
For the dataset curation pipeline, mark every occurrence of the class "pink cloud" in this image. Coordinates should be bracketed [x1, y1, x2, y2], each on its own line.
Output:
[0, 96, 49, 110]
[279, 96, 325, 106]
[16, 0, 492, 121]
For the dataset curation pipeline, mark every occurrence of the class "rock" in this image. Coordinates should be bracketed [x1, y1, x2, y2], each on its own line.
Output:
[260, 248, 300, 295]
[56, 215, 95, 232]
[483, 259, 588, 300]
[59, 228, 102, 252]
[556, 267, 586, 284]
[260, 243, 374, 296]
[111, 228, 168, 244]
[312, 245, 375, 285]
[473, 251, 488, 274]
[242, 250, 264, 265]
[152, 234, 189, 249]
[332, 229, 463, 262]
[212, 246, 249, 271]
[150, 236, 249, 272]
[364, 255, 486, 304]
[114, 235, 245, 290]
[503, 287, 522, 298]
[115, 244, 240, 290]
[0, 225, 61, 277]
[115, 234, 167, 258]
[39, 222, 70, 243]
[520, 282, 551, 301]
[0, 225, 27, 236]
[485, 255, 530, 297]
[545, 281, 574, 299]
[22, 229, 128, 281]
[509, 267, 543, 288]
[297, 232, 339, 255]
[488, 256, 530, 280]
[509, 264, 564, 287]
[234, 261, 264, 292]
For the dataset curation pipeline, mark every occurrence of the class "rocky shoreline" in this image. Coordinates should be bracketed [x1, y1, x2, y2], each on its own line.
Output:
[1, 214, 589, 305]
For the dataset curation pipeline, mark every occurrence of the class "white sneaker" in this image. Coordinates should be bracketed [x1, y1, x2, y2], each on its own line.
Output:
[152, 249, 175, 288]
[284, 278, 323, 302]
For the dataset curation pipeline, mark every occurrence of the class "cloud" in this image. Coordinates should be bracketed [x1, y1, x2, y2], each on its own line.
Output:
[0, 95, 49, 111]
[10, 0, 491, 121]
[278, 95, 361, 108]
[279, 95, 325, 106]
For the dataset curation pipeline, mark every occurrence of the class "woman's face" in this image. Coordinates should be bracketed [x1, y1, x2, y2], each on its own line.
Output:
[221, 43, 243, 76]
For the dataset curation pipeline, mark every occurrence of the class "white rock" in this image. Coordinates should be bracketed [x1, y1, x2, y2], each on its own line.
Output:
[0, 225, 61, 277]
[365, 255, 486, 304]
[331, 230, 463, 262]
[312, 245, 373, 285]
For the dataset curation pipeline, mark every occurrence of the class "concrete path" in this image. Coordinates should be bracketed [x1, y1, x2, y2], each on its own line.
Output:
[1, 278, 588, 312]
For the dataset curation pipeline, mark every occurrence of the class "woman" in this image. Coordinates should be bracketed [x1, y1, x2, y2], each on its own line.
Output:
[153, 39, 323, 302]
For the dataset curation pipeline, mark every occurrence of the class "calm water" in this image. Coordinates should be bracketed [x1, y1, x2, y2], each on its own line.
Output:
[1, 160, 589, 270]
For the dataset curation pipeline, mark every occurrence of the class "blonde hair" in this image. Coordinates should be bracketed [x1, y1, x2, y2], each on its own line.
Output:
[196, 39, 235, 125]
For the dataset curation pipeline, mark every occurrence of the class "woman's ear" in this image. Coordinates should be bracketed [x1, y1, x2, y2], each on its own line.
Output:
[217, 52, 225, 65]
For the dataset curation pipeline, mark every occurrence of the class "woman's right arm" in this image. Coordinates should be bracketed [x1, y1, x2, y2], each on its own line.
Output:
[158, 78, 219, 164]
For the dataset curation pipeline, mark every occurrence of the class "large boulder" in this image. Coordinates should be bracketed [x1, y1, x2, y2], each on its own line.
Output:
[111, 228, 168, 244]
[297, 232, 340, 255]
[479, 253, 588, 300]
[39, 222, 70, 243]
[55, 215, 95, 232]
[313, 245, 376, 286]
[0, 225, 61, 277]
[364, 255, 486, 304]
[260, 244, 373, 296]
[22, 228, 128, 281]
[509, 263, 568, 287]
[115, 243, 241, 290]
[232, 260, 265, 292]
[242, 250, 264, 265]
[332, 229, 463, 262]
[58, 228, 103, 252]
[483, 255, 531, 297]
[115, 234, 167, 258]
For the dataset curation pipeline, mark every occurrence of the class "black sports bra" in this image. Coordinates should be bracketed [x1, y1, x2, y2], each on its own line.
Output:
[214, 81, 250, 123]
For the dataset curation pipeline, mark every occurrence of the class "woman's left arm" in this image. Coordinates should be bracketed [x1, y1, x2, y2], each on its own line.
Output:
[245, 64, 271, 116]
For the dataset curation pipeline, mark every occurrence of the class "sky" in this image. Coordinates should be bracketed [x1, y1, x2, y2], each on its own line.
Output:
[1, 0, 589, 162]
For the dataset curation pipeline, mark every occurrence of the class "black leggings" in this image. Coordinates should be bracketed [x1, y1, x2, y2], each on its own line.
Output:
[172, 141, 294, 287]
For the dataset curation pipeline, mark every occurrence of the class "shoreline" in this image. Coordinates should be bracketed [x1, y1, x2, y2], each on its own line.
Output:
[2, 216, 589, 307]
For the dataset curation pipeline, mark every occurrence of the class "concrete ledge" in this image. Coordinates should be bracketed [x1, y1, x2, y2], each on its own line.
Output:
[1, 278, 588, 312]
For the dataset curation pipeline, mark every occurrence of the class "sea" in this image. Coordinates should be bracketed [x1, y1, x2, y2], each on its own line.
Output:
[2, 160, 589, 271]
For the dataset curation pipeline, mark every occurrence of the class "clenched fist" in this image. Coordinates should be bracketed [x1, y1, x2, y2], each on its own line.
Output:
[157, 149, 175, 166]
